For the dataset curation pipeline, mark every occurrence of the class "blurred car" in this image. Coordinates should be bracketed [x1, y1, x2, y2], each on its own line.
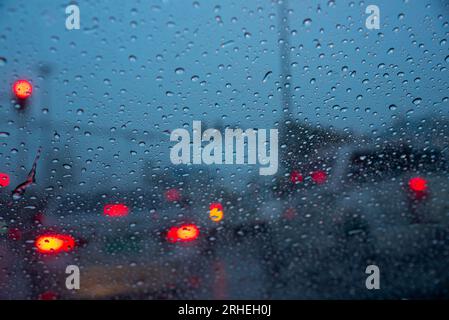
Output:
[267, 142, 449, 298]
[32, 191, 212, 299]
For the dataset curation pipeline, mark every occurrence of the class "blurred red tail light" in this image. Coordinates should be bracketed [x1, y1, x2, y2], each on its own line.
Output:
[290, 170, 303, 183]
[408, 177, 428, 193]
[167, 224, 200, 243]
[103, 203, 129, 217]
[311, 170, 327, 184]
[35, 234, 76, 254]
[408, 176, 428, 201]
[165, 188, 181, 202]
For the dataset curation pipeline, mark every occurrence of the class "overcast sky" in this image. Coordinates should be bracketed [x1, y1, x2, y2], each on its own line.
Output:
[1, 0, 448, 188]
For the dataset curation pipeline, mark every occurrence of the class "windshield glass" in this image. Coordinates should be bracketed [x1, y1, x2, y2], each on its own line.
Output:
[1, 0, 449, 300]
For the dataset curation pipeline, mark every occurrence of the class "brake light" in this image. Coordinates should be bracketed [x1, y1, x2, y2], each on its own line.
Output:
[167, 226, 179, 243]
[408, 177, 427, 192]
[35, 234, 76, 254]
[165, 188, 181, 202]
[209, 203, 224, 222]
[103, 203, 129, 217]
[167, 224, 200, 243]
[290, 170, 303, 183]
[0, 172, 10, 187]
[12, 80, 33, 99]
[311, 170, 327, 184]
[7, 227, 21, 241]
[38, 291, 58, 300]
[283, 208, 297, 220]
[177, 224, 199, 241]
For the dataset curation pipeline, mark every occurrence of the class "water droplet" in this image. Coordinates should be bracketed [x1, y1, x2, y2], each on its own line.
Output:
[221, 40, 234, 48]
[175, 67, 185, 75]
[412, 97, 422, 105]
[303, 18, 312, 27]
[262, 71, 272, 83]
[389, 104, 398, 111]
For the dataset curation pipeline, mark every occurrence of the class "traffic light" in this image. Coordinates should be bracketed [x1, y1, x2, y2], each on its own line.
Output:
[12, 80, 33, 100]
[209, 203, 224, 222]
[0, 172, 10, 187]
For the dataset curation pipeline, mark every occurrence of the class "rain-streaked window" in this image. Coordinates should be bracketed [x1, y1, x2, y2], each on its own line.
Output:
[0, 0, 449, 300]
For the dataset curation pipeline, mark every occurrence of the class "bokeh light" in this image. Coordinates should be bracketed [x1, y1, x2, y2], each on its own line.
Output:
[209, 203, 224, 222]
[408, 177, 428, 192]
[290, 170, 303, 183]
[165, 188, 181, 202]
[12, 79, 33, 99]
[0, 172, 10, 187]
[311, 170, 327, 184]
[35, 234, 76, 254]
[167, 224, 200, 243]
[103, 203, 129, 217]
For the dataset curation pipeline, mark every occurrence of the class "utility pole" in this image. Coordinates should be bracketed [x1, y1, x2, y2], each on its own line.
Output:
[278, 0, 293, 117]
[37, 62, 54, 186]
[277, 0, 298, 171]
